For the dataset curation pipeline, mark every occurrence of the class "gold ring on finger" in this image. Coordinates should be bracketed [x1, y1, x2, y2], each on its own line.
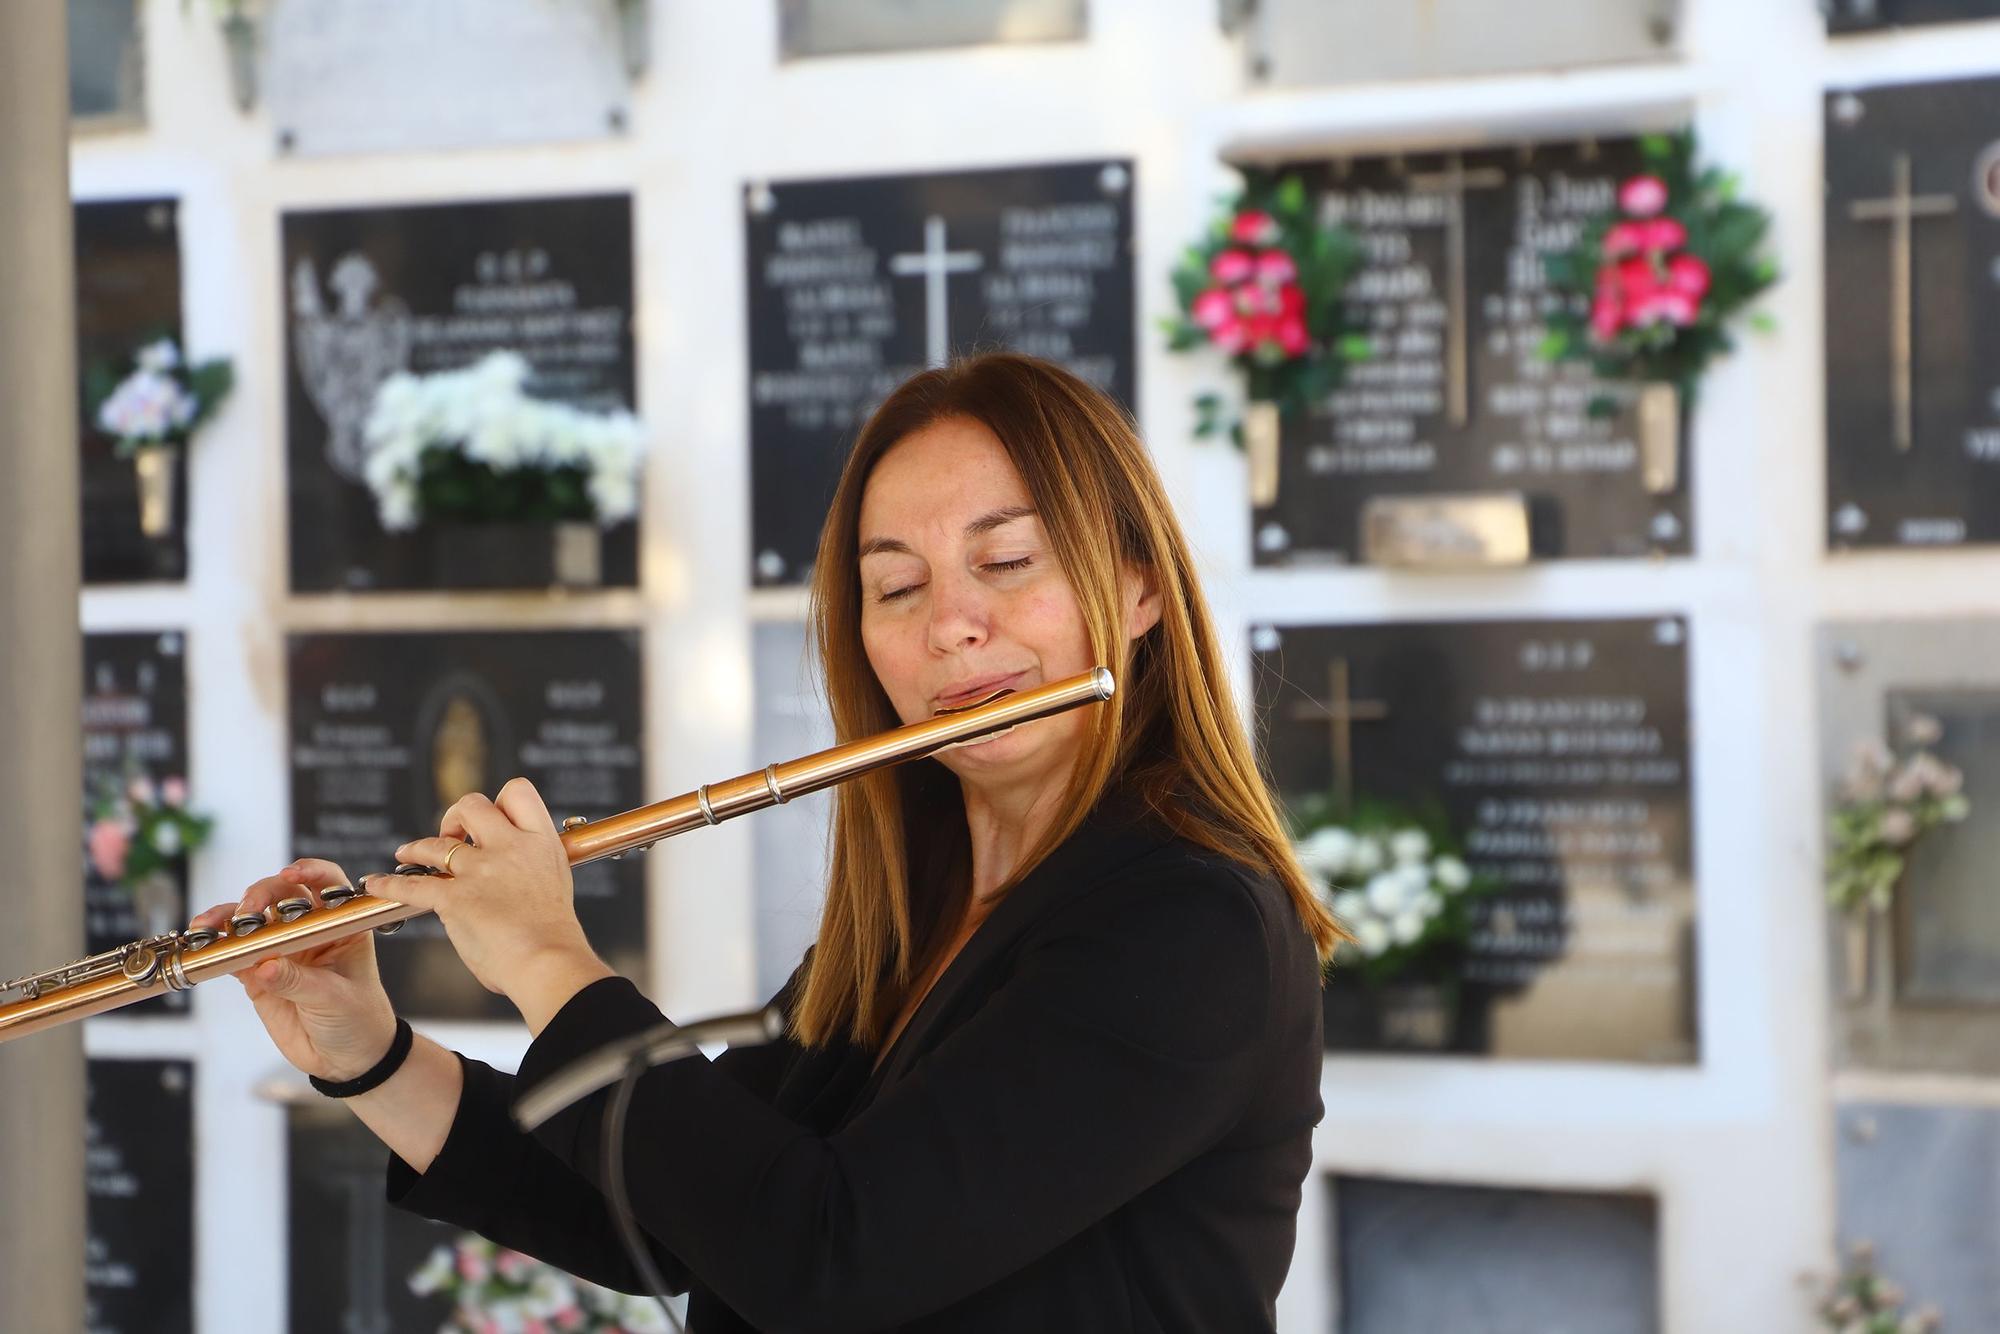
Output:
[441, 841, 469, 876]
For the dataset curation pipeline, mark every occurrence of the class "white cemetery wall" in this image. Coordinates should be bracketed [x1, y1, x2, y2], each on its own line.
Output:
[63, 0, 2000, 1329]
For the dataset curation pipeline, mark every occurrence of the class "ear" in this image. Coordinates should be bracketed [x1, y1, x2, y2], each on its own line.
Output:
[1120, 561, 1163, 642]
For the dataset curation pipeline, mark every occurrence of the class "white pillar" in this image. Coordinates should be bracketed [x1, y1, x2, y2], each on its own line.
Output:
[0, 1, 86, 1329]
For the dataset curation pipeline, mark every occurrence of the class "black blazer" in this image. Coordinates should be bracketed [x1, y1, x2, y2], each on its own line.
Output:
[388, 792, 1326, 1332]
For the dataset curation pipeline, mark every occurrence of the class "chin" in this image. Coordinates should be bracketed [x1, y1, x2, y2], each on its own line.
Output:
[935, 718, 1075, 786]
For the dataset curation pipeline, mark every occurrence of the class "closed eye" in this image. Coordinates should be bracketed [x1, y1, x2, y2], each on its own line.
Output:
[875, 556, 1033, 604]
[983, 556, 1033, 574]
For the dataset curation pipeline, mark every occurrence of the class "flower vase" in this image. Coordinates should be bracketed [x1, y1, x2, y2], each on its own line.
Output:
[1376, 977, 1456, 1051]
[221, 13, 258, 113]
[1841, 910, 1871, 1003]
[1637, 381, 1681, 495]
[132, 444, 179, 538]
[1245, 400, 1281, 508]
[617, 0, 651, 80]
[552, 521, 603, 589]
[131, 870, 180, 939]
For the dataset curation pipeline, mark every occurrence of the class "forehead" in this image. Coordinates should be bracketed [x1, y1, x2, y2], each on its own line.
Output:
[858, 415, 1033, 534]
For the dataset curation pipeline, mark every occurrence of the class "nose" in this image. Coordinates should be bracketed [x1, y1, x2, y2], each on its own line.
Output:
[926, 566, 990, 655]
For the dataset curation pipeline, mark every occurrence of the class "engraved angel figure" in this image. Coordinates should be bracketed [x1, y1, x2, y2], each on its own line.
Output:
[291, 252, 413, 481]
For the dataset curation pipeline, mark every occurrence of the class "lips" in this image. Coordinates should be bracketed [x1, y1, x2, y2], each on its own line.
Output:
[934, 671, 1026, 710]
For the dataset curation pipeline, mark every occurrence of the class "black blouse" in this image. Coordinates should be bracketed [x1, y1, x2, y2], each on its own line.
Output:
[387, 794, 1326, 1332]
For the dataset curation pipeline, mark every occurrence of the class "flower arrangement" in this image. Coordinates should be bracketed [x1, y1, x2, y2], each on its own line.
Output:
[1291, 797, 1491, 986]
[408, 1234, 674, 1334]
[90, 338, 235, 459]
[1163, 173, 1369, 445]
[1825, 712, 1970, 917]
[1539, 133, 1777, 405]
[1807, 1241, 1942, 1334]
[361, 351, 645, 534]
[85, 772, 213, 892]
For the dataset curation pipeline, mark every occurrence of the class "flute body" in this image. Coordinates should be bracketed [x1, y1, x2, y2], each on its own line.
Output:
[0, 668, 1114, 1043]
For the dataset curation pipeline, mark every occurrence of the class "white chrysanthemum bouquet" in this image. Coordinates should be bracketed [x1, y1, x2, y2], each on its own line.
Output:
[1291, 802, 1490, 984]
[1826, 711, 1971, 918]
[91, 338, 234, 457]
[409, 1233, 674, 1334]
[361, 351, 645, 534]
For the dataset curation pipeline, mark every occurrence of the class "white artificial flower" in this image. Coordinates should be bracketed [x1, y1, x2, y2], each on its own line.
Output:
[1433, 855, 1471, 892]
[523, 1271, 576, 1319]
[1295, 826, 1356, 880]
[151, 822, 182, 856]
[588, 470, 640, 525]
[1390, 828, 1431, 866]
[1354, 918, 1391, 958]
[1331, 889, 1369, 923]
[1390, 910, 1425, 945]
[378, 482, 421, 533]
[1348, 835, 1384, 876]
[1416, 889, 1444, 919]
[408, 1244, 455, 1296]
[136, 339, 181, 373]
[1364, 870, 1407, 916]
[619, 1293, 674, 1333]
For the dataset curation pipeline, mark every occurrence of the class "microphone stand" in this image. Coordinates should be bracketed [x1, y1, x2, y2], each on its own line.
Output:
[512, 1006, 786, 1334]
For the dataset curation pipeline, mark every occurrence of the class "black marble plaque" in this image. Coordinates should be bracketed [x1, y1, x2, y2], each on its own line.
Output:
[1254, 139, 1693, 566]
[746, 159, 1136, 585]
[287, 630, 646, 1019]
[83, 632, 193, 1015]
[286, 1100, 456, 1334]
[87, 1058, 194, 1334]
[1332, 1176, 1660, 1334]
[1254, 617, 1697, 1062]
[1827, 0, 2000, 34]
[282, 194, 639, 591]
[1825, 78, 2000, 549]
[76, 199, 186, 584]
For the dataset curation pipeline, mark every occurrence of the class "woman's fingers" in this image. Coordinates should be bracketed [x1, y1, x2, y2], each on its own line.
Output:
[365, 865, 451, 911]
[495, 776, 558, 837]
[443, 791, 514, 848]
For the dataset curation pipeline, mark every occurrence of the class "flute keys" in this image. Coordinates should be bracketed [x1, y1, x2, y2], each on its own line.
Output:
[230, 912, 267, 937]
[180, 928, 219, 951]
[321, 885, 361, 906]
[274, 897, 313, 923]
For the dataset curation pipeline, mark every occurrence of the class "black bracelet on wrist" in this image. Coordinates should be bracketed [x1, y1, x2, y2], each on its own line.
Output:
[309, 1017, 414, 1099]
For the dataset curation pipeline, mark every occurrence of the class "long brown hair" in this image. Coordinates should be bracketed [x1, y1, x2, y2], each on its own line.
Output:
[794, 352, 1346, 1048]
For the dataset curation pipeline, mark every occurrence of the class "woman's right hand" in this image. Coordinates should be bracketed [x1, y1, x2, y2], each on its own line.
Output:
[191, 858, 399, 1083]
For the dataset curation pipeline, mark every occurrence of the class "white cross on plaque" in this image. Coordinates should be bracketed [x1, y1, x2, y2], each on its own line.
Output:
[890, 215, 984, 368]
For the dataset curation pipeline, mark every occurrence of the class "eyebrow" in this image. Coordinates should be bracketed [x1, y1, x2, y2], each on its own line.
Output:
[858, 505, 1038, 559]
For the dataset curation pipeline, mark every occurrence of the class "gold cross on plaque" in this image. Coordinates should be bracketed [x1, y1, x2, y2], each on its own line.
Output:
[1848, 153, 1957, 453]
[1288, 658, 1389, 817]
[1407, 153, 1508, 429]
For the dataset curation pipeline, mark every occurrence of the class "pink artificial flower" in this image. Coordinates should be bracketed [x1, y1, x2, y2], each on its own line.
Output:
[1209, 248, 1254, 285]
[161, 776, 188, 807]
[88, 819, 130, 882]
[1620, 174, 1669, 217]
[127, 775, 157, 806]
[1602, 222, 1646, 259]
[457, 1251, 489, 1282]
[1244, 312, 1280, 349]
[1634, 289, 1699, 327]
[1665, 253, 1711, 298]
[1191, 286, 1234, 330]
[524, 1320, 549, 1334]
[1229, 210, 1279, 246]
[1641, 217, 1688, 252]
[1276, 314, 1311, 357]
[1254, 250, 1298, 287]
[1277, 283, 1306, 319]
[553, 1309, 585, 1333]
[1589, 291, 1624, 344]
[1615, 256, 1660, 302]
[1211, 316, 1250, 355]
[496, 1250, 530, 1281]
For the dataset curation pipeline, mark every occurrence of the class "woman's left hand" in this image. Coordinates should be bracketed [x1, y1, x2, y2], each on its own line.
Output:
[383, 777, 613, 1022]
